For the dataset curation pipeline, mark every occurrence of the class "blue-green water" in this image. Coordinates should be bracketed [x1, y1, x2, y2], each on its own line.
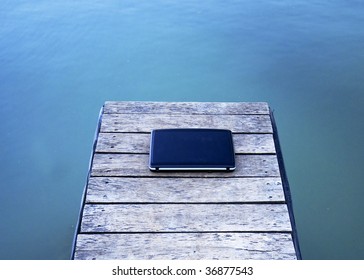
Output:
[1, 0, 364, 259]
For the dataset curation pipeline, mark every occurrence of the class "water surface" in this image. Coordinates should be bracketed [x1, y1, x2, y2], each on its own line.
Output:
[1, 0, 364, 259]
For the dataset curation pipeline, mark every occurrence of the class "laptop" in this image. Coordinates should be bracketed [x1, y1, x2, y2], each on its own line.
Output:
[149, 128, 235, 171]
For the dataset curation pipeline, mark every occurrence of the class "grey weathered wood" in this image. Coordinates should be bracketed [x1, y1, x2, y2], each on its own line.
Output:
[100, 113, 273, 133]
[103, 101, 270, 115]
[96, 132, 275, 154]
[80, 204, 292, 233]
[74, 233, 296, 260]
[90, 154, 280, 177]
[73, 101, 299, 260]
[86, 177, 284, 203]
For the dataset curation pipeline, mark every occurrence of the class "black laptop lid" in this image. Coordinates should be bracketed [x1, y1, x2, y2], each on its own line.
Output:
[149, 128, 235, 171]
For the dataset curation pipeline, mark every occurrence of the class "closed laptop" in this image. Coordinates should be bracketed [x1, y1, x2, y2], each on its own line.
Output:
[149, 128, 235, 171]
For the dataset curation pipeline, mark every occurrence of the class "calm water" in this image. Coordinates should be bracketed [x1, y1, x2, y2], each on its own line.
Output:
[1, 0, 364, 259]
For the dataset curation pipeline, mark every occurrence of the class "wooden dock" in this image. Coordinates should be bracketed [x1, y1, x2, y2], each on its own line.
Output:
[72, 101, 301, 260]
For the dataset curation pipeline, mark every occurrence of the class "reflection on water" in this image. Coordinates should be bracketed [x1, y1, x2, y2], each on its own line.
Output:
[1, 0, 364, 259]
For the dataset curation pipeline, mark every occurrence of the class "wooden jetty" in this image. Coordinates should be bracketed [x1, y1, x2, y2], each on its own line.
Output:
[72, 101, 301, 260]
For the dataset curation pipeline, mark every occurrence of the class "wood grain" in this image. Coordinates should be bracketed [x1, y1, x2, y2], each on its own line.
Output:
[86, 177, 284, 203]
[74, 232, 296, 260]
[95, 132, 275, 154]
[90, 154, 280, 177]
[100, 113, 273, 133]
[103, 101, 270, 115]
[80, 204, 292, 233]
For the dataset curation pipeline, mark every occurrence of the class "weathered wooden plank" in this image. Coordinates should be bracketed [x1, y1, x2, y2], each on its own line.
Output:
[90, 154, 280, 177]
[86, 177, 284, 203]
[95, 133, 275, 154]
[74, 233, 296, 260]
[80, 204, 291, 233]
[100, 113, 273, 133]
[103, 101, 270, 115]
